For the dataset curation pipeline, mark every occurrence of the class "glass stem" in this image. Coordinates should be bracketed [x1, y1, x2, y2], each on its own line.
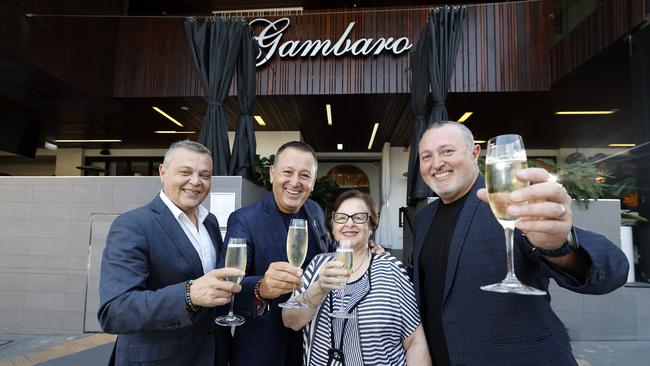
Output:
[338, 286, 347, 313]
[504, 226, 519, 282]
[289, 285, 297, 303]
[227, 293, 235, 318]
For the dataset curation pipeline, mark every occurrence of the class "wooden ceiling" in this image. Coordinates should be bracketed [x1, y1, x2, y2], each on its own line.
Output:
[0, 0, 636, 154]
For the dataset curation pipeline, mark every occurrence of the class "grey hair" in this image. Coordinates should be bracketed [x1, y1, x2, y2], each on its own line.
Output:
[163, 140, 212, 167]
[425, 121, 476, 152]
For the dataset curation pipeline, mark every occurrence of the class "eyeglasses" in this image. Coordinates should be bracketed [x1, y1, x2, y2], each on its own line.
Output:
[332, 212, 369, 224]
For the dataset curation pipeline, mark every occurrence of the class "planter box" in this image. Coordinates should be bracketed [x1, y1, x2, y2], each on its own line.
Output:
[570, 199, 621, 248]
[550, 199, 650, 341]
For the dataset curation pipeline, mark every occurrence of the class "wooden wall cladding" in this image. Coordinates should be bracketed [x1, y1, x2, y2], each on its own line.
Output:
[550, 0, 645, 84]
[1, 0, 123, 98]
[113, 1, 554, 97]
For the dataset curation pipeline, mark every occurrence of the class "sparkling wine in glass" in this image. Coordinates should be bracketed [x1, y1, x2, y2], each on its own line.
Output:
[329, 240, 354, 319]
[480, 134, 547, 296]
[279, 219, 309, 309]
[215, 238, 248, 326]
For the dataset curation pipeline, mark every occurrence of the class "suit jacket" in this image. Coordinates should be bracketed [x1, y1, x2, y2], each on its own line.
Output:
[412, 175, 628, 366]
[222, 193, 336, 366]
[98, 195, 228, 366]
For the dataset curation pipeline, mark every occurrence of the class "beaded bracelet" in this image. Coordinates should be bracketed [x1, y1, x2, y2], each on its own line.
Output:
[185, 280, 200, 312]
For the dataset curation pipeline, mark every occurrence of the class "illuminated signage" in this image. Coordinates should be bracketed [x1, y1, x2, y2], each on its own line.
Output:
[250, 18, 413, 67]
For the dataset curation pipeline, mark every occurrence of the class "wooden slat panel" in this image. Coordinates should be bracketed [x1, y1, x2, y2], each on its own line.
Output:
[114, 3, 554, 97]
[1, 0, 123, 98]
[551, 0, 645, 83]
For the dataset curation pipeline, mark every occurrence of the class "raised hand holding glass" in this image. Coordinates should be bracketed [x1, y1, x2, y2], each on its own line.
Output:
[329, 239, 354, 319]
[215, 237, 248, 326]
[279, 218, 309, 309]
[480, 134, 547, 296]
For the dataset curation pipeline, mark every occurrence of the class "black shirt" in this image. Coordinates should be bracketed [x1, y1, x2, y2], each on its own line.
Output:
[419, 194, 468, 366]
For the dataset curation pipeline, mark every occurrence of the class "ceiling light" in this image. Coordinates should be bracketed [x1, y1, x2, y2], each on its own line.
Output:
[154, 131, 196, 134]
[152, 106, 184, 127]
[608, 143, 636, 147]
[54, 139, 122, 143]
[337, 143, 343, 150]
[458, 112, 473, 123]
[555, 110, 617, 115]
[44, 141, 58, 150]
[326, 104, 332, 126]
[473, 140, 486, 144]
[367, 123, 379, 150]
[180, 106, 189, 111]
[254, 115, 266, 126]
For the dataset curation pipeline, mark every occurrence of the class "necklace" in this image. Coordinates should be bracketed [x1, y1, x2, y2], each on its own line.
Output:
[352, 250, 369, 273]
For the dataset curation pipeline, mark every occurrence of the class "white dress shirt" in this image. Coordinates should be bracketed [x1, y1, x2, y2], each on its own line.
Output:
[159, 191, 216, 275]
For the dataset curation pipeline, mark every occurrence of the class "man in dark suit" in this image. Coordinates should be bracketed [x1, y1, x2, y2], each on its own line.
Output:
[413, 121, 628, 366]
[222, 141, 337, 366]
[98, 140, 243, 366]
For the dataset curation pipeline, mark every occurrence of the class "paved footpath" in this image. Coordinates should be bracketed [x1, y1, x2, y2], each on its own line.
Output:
[1, 334, 649, 365]
[0, 334, 115, 366]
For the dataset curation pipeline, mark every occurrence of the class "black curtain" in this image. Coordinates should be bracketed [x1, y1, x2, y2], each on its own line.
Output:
[427, 6, 466, 123]
[407, 28, 432, 205]
[185, 17, 245, 176]
[229, 25, 259, 181]
[406, 5, 467, 205]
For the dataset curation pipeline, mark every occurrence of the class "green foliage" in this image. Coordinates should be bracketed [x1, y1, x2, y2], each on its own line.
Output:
[477, 155, 485, 175]
[254, 154, 274, 191]
[310, 176, 340, 212]
[554, 162, 611, 209]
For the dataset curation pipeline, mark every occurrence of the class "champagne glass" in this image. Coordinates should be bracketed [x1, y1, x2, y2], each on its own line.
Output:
[329, 240, 354, 319]
[215, 238, 248, 326]
[279, 219, 309, 309]
[480, 134, 547, 296]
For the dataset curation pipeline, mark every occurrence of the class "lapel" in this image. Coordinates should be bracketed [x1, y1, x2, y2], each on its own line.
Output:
[442, 175, 484, 305]
[303, 200, 330, 253]
[263, 193, 290, 261]
[413, 201, 439, 303]
[204, 214, 224, 264]
[150, 195, 204, 278]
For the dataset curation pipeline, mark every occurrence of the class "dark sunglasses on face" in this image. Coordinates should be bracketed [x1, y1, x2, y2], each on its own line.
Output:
[332, 212, 369, 224]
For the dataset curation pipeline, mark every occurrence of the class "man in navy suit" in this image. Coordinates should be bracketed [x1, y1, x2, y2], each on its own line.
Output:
[98, 140, 244, 366]
[223, 141, 337, 366]
[413, 122, 628, 366]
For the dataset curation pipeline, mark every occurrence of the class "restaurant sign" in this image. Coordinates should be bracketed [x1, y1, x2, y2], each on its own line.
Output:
[250, 18, 413, 67]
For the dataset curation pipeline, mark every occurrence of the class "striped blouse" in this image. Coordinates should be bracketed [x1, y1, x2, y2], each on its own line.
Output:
[296, 253, 421, 366]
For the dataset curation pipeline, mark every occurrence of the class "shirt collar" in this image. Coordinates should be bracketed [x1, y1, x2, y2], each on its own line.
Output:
[159, 190, 209, 223]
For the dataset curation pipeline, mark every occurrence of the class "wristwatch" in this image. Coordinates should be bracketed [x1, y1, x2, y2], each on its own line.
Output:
[524, 226, 579, 258]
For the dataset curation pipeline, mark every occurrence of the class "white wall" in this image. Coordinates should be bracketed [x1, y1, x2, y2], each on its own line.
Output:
[383, 146, 410, 249]
[54, 149, 84, 176]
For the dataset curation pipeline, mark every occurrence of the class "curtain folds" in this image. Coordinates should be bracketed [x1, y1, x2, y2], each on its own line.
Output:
[406, 6, 467, 205]
[229, 25, 259, 181]
[184, 17, 250, 176]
